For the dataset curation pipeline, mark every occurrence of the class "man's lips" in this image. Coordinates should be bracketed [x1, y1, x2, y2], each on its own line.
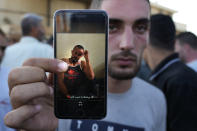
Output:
[113, 57, 136, 66]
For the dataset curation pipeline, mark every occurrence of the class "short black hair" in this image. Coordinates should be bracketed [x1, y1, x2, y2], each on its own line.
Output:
[150, 14, 176, 51]
[74, 45, 84, 50]
[176, 32, 197, 50]
[90, 0, 150, 9]
[21, 13, 42, 36]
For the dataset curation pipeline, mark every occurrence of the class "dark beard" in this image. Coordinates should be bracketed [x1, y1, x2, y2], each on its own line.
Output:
[108, 64, 139, 80]
[108, 50, 140, 80]
[70, 57, 78, 64]
[37, 32, 45, 42]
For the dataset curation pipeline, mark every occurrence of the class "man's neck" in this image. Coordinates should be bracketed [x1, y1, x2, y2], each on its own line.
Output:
[22, 35, 38, 41]
[146, 46, 174, 70]
[108, 76, 132, 94]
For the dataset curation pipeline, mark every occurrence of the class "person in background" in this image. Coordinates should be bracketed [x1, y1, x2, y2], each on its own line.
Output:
[0, 28, 7, 62]
[4, 0, 167, 131]
[1, 13, 53, 69]
[0, 28, 15, 131]
[137, 48, 152, 82]
[175, 31, 197, 72]
[145, 14, 197, 131]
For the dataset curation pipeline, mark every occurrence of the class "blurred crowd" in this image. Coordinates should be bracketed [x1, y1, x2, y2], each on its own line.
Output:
[0, 1, 197, 130]
[0, 13, 53, 131]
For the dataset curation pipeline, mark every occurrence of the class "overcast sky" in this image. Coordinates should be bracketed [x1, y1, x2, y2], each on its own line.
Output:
[150, 0, 197, 35]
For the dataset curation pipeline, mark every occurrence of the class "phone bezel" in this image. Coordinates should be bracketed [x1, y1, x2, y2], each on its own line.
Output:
[53, 9, 108, 119]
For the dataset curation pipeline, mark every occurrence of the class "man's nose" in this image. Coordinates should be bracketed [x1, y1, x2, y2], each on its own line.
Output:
[119, 25, 135, 50]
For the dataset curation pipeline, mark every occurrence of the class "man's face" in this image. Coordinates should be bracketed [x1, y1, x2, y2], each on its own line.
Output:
[0, 46, 5, 63]
[0, 34, 7, 63]
[35, 22, 46, 41]
[101, 0, 150, 80]
[71, 47, 84, 63]
[175, 40, 186, 62]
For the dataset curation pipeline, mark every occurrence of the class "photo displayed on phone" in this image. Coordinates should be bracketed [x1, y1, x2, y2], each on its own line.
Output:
[54, 10, 107, 118]
[56, 12, 106, 99]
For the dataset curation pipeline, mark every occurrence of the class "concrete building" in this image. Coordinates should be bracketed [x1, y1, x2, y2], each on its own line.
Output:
[0, 0, 91, 40]
[0, 0, 186, 39]
[151, 2, 187, 34]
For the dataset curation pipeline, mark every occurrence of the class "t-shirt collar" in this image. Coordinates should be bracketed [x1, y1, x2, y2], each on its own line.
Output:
[149, 53, 180, 81]
[19, 36, 39, 44]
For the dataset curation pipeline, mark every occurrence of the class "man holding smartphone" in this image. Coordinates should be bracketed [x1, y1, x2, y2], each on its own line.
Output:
[4, 0, 166, 131]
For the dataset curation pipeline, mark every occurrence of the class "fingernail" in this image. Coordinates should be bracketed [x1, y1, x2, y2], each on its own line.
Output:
[57, 62, 68, 72]
[35, 105, 42, 111]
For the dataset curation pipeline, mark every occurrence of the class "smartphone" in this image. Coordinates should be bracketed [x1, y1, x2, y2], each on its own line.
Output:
[54, 10, 108, 119]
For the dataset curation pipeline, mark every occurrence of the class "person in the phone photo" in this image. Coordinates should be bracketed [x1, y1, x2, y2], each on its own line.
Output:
[57, 44, 95, 98]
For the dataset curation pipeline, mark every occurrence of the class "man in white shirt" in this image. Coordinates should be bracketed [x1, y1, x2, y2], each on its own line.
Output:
[175, 32, 197, 72]
[1, 13, 53, 69]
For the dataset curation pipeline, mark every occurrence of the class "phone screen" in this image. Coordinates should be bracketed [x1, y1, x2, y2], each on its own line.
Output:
[54, 10, 108, 119]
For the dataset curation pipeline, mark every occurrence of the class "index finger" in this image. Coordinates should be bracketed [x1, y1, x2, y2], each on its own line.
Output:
[23, 58, 68, 73]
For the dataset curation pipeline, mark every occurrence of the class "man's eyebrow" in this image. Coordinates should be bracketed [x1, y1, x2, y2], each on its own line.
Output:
[109, 18, 123, 24]
[109, 18, 150, 25]
[134, 18, 150, 25]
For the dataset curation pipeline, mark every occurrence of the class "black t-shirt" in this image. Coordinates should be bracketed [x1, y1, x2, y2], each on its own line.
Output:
[64, 65, 94, 96]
